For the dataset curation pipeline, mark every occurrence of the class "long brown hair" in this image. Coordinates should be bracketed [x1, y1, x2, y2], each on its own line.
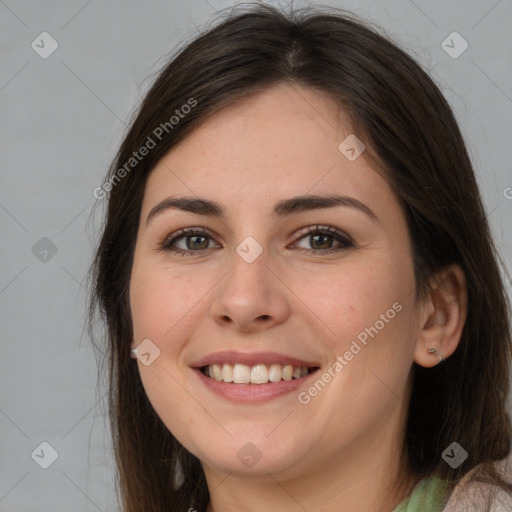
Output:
[89, 4, 512, 511]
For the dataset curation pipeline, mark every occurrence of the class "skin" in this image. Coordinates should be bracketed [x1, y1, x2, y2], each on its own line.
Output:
[129, 83, 467, 512]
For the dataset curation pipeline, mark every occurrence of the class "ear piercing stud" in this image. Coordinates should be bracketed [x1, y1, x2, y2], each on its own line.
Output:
[130, 348, 138, 359]
[428, 348, 443, 364]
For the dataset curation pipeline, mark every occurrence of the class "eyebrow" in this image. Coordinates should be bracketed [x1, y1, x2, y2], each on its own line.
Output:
[146, 194, 379, 226]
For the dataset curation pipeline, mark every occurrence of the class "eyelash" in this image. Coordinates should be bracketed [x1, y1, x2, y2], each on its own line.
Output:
[159, 225, 354, 256]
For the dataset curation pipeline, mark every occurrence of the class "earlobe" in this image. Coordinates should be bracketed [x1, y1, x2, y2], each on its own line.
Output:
[413, 263, 467, 368]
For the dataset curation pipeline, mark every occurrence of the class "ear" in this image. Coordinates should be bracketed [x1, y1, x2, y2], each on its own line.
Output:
[414, 263, 467, 367]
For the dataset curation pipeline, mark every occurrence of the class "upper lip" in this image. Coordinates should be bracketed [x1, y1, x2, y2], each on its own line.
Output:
[190, 350, 320, 368]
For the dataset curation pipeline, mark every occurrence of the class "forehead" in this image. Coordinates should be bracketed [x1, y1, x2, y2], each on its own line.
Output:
[141, 84, 393, 217]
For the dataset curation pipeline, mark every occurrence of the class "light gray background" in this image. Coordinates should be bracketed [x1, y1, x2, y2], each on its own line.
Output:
[1, 0, 511, 510]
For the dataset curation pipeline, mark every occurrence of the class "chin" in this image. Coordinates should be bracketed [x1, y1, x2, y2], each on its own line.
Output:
[187, 432, 312, 478]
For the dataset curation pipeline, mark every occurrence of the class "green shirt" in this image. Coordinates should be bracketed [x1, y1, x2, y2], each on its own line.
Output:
[392, 476, 451, 512]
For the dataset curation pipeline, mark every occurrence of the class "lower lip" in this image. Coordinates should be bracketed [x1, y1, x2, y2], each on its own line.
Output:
[194, 368, 318, 403]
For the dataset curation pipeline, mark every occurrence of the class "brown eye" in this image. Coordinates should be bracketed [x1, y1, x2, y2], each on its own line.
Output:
[160, 224, 353, 257]
[161, 227, 220, 255]
[292, 225, 353, 253]
[183, 234, 210, 250]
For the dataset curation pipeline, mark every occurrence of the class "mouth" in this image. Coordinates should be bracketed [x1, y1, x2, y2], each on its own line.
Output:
[191, 351, 321, 403]
[201, 363, 319, 384]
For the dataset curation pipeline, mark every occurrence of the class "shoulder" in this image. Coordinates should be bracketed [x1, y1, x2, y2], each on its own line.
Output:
[442, 458, 512, 512]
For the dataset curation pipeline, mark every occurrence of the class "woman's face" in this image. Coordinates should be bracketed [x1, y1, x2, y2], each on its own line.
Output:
[129, 84, 421, 480]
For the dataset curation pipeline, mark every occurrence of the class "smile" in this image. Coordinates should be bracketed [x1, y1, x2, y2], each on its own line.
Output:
[192, 350, 321, 402]
[202, 363, 314, 384]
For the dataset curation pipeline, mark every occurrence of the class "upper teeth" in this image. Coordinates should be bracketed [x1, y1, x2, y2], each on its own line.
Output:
[204, 363, 310, 384]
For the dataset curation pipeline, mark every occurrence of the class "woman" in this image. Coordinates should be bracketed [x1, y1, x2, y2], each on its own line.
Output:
[89, 4, 512, 511]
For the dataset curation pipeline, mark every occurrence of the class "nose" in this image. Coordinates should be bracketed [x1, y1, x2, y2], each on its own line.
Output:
[210, 245, 291, 333]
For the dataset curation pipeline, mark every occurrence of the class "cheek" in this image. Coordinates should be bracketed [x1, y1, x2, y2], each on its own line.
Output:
[129, 264, 200, 344]
[290, 260, 411, 350]
[129, 259, 233, 360]
[129, 264, 208, 441]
